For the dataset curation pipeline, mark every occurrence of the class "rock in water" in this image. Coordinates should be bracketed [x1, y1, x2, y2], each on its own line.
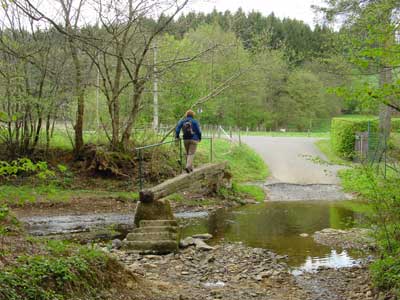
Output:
[192, 233, 213, 240]
[180, 237, 196, 248]
[194, 238, 214, 251]
[112, 239, 122, 249]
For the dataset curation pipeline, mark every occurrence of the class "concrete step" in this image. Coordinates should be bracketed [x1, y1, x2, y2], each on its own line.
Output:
[122, 240, 178, 254]
[139, 220, 178, 227]
[133, 226, 178, 234]
[126, 232, 178, 242]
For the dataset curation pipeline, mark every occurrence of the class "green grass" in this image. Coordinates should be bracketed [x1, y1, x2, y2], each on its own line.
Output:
[165, 193, 219, 206]
[0, 184, 139, 206]
[315, 139, 352, 166]
[335, 114, 379, 120]
[233, 184, 265, 202]
[196, 139, 268, 201]
[239, 131, 330, 138]
[198, 139, 269, 182]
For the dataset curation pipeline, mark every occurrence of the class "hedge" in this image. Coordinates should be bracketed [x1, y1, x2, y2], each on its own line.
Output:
[392, 118, 400, 132]
[331, 117, 400, 159]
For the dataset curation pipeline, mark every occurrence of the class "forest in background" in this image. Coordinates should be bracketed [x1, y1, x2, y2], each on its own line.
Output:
[0, 0, 374, 157]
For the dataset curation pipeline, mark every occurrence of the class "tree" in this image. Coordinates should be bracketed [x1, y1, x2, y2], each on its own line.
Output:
[315, 0, 400, 136]
[0, 3, 67, 156]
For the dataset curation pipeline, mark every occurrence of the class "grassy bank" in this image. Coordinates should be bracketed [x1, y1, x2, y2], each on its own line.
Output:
[197, 139, 269, 201]
[315, 139, 352, 166]
[0, 184, 139, 207]
[0, 231, 154, 300]
[240, 131, 329, 138]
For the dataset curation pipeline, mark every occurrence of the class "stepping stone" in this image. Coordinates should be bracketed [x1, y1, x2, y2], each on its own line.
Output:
[126, 232, 178, 241]
[122, 240, 178, 254]
[123, 219, 179, 254]
[133, 226, 178, 234]
[140, 220, 178, 227]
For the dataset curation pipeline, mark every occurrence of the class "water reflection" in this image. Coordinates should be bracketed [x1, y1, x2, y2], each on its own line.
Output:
[292, 250, 360, 275]
[180, 200, 365, 268]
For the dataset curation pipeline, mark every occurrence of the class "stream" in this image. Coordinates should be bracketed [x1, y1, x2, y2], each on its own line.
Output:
[21, 199, 367, 274]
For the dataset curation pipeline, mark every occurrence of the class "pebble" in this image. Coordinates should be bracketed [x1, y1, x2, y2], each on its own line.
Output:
[109, 238, 373, 300]
[112, 239, 122, 249]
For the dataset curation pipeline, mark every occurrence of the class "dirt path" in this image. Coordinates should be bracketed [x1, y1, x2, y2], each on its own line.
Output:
[241, 136, 352, 201]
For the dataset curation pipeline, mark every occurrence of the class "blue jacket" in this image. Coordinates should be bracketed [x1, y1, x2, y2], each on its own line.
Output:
[175, 117, 202, 141]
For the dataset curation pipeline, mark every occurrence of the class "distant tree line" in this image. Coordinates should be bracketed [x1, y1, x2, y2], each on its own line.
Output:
[0, 0, 387, 157]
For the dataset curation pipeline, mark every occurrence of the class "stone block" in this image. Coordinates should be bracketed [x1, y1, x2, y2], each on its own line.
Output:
[140, 220, 177, 227]
[126, 232, 178, 242]
[134, 199, 174, 227]
[133, 226, 178, 234]
[122, 240, 178, 254]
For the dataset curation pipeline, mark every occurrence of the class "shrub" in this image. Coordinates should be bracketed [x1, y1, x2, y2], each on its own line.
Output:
[331, 117, 400, 160]
[331, 117, 378, 159]
[371, 256, 400, 296]
[0, 243, 109, 300]
[392, 118, 400, 132]
[0, 158, 52, 180]
[340, 165, 400, 296]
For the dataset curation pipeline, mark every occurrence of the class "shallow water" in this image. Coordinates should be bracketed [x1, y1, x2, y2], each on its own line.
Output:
[21, 199, 367, 273]
[181, 200, 366, 272]
[22, 211, 209, 236]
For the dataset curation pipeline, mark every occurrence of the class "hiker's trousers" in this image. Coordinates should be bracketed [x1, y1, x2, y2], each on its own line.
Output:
[184, 140, 198, 170]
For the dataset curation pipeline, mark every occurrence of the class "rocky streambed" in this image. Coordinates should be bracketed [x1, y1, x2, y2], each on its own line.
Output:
[18, 198, 381, 300]
[101, 235, 376, 300]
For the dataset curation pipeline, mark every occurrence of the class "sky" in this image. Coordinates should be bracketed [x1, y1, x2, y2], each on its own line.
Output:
[183, 0, 325, 28]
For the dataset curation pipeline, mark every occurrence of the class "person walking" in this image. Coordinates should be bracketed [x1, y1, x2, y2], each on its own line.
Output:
[175, 110, 202, 173]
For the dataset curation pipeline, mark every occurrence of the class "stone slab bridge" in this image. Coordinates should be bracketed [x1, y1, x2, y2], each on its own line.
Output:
[122, 162, 231, 253]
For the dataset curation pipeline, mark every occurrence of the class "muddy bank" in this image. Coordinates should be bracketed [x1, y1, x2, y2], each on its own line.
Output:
[12, 196, 137, 218]
[13, 193, 240, 219]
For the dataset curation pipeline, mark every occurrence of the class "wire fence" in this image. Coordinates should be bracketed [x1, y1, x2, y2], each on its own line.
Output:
[355, 123, 400, 178]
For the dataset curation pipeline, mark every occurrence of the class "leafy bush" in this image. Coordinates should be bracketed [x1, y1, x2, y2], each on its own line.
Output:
[331, 117, 400, 159]
[0, 243, 109, 300]
[331, 117, 378, 159]
[392, 118, 400, 132]
[0, 204, 20, 236]
[371, 255, 400, 296]
[340, 165, 400, 296]
[0, 158, 54, 180]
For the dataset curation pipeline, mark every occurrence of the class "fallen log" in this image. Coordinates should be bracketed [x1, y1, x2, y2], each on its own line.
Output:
[139, 162, 230, 203]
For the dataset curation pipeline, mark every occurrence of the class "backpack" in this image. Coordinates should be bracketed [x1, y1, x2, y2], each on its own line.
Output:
[182, 120, 194, 139]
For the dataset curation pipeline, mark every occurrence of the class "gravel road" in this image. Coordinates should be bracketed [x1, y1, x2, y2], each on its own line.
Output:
[240, 136, 352, 201]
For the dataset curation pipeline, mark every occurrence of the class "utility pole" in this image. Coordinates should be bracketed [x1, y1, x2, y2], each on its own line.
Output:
[153, 41, 159, 131]
[96, 63, 100, 139]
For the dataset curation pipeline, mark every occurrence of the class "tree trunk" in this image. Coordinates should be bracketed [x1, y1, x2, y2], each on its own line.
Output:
[111, 55, 123, 150]
[153, 42, 159, 130]
[121, 87, 143, 149]
[69, 37, 85, 157]
[75, 92, 85, 155]
[379, 68, 392, 138]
